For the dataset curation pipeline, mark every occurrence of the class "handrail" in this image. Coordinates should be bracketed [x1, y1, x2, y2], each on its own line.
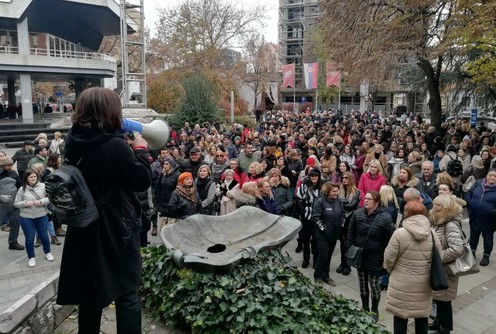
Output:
[0, 46, 115, 62]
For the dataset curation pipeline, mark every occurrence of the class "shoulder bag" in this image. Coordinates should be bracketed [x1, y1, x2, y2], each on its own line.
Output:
[445, 225, 479, 277]
[346, 214, 378, 269]
[430, 230, 449, 291]
[462, 175, 476, 193]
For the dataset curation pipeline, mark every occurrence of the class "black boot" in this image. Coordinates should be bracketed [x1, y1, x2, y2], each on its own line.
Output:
[428, 318, 440, 331]
[371, 298, 380, 323]
[295, 240, 303, 253]
[439, 327, 451, 333]
[360, 294, 370, 312]
[342, 264, 351, 275]
[336, 263, 345, 273]
[480, 255, 490, 266]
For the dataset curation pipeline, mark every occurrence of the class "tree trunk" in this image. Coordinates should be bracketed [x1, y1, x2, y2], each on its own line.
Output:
[417, 56, 442, 134]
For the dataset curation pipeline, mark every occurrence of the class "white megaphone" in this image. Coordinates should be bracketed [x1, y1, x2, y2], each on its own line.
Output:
[121, 118, 170, 150]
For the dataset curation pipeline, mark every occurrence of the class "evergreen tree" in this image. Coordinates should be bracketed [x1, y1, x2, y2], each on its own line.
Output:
[170, 72, 222, 129]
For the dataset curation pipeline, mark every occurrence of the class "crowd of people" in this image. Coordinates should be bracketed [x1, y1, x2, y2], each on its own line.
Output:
[146, 108, 495, 333]
[2, 102, 496, 333]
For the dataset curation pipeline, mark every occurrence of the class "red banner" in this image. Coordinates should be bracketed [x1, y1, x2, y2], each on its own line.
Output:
[326, 62, 341, 87]
[282, 64, 295, 88]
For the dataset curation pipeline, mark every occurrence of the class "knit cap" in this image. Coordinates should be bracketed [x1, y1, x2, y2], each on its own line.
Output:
[306, 157, 316, 166]
[163, 156, 176, 167]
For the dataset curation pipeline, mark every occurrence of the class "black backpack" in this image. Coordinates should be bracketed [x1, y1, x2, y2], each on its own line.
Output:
[45, 164, 99, 228]
[446, 154, 463, 177]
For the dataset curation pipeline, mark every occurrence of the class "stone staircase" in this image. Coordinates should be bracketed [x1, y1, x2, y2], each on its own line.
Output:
[0, 113, 72, 149]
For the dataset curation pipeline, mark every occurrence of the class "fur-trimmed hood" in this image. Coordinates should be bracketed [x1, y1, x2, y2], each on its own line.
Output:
[263, 175, 290, 187]
[391, 175, 419, 188]
[429, 202, 463, 226]
[229, 187, 257, 206]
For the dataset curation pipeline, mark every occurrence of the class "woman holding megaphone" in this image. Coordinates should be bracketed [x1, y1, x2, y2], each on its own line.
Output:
[57, 87, 152, 334]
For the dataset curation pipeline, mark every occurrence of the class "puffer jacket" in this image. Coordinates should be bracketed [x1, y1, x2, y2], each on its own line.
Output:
[465, 179, 496, 232]
[168, 188, 202, 219]
[14, 183, 50, 219]
[153, 167, 180, 216]
[312, 195, 344, 240]
[430, 204, 464, 301]
[384, 214, 440, 318]
[348, 207, 394, 276]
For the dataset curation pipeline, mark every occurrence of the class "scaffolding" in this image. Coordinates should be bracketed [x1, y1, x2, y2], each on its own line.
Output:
[120, 0, 146, 107]
[279, 0, 320, 103]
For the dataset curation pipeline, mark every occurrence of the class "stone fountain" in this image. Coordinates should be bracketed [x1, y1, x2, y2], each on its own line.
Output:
[160, 206, 302, 273]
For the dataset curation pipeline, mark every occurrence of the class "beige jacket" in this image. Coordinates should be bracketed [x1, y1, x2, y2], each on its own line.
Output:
[430, 204, 464, 301]
[384, 214, 441, 318]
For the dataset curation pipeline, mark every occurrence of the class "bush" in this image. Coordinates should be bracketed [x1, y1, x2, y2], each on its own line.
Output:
[140, 246, 389, 334]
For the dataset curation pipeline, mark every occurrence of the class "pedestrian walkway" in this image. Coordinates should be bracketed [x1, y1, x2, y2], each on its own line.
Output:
[1, 216, 496, 333]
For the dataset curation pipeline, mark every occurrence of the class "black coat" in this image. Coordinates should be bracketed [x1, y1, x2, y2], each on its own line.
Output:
[312, 196, 344, 241]
[153, 167, 180, 216]
[348, 207, 394, 276]
[57, 127, 152, 309]
[168, 188, 202, 219]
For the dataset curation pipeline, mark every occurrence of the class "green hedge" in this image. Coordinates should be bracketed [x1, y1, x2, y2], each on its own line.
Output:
[140, 246, 390, 334]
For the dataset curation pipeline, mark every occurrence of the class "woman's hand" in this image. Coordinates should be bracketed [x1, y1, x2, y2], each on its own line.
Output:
[34, 200, 43, 207]
[25, 200, 35, 207]
[130, 134, 148, 149]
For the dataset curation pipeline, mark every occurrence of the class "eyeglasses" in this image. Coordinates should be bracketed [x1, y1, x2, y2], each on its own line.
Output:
[342, 176, 349, 179]
[216, 155, 224, 157]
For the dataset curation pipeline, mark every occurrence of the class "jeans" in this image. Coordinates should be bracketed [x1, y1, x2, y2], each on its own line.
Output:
[20, 215, 50, 258]
[35, 220, 55, 238]
[393, 316, 428, 334]
[469, 225, 494, 256]
[0, 204, 20, 245]
[314, 237, 338, 280]
[78, 289, 142, 334]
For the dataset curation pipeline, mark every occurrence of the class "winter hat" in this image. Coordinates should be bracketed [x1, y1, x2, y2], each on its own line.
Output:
[462, 135, 471, 142]
[163, 157, 176, 167]
[178, 172, 193, 185]
[0, 156, 13, 167]
[306, 157, 316, 166]
[308, 168, 321, 178]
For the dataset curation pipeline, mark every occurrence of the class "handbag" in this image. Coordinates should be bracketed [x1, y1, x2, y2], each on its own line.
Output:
[430, 230, 449, 291]
[462, 175, 476, 193]
[346, 215, 378, 269]
[345, 245, 363, 268]
[445, 227, 480, 277]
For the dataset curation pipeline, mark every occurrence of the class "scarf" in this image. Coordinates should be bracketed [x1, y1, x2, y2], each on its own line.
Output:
[176, 184, 197, 202]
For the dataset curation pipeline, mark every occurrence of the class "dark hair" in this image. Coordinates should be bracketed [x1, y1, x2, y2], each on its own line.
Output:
[367, 191, 381, 204]
[47, 153, 60, 170]
[22, 168, 38, 191]
[34, 145, 46, 155]
[72, 87, 122, 131]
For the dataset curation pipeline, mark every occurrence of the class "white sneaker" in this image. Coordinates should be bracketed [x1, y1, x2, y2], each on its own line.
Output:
[45, 253, 54, 262]
[28, 258, 36, 267]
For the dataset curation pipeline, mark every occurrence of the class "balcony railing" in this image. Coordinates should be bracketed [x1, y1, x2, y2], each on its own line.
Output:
[0, 46, 115, 62]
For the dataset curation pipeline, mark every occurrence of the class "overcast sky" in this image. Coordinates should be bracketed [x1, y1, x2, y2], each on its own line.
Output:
[143, 0, 278, 44]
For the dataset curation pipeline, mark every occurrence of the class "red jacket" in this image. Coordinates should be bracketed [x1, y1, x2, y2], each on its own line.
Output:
[358, 172, 387, 207]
